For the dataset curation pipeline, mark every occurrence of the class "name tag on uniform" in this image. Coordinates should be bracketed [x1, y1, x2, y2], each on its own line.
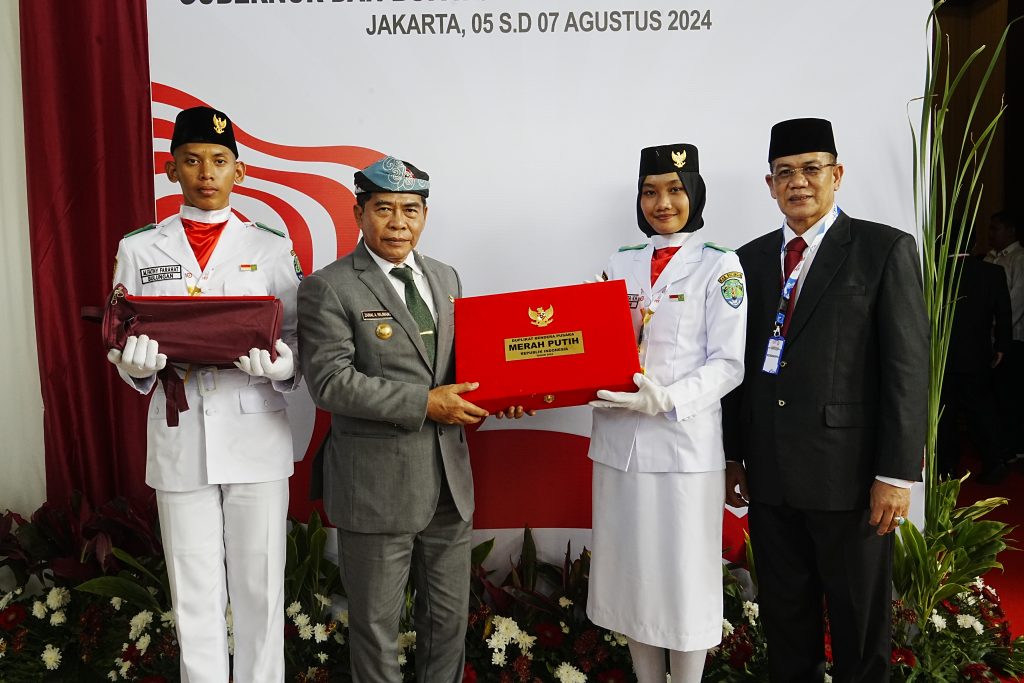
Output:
[361, 310, 393, 321]
[140, 265, 181, 284]
[762, 336, 785, 374]
[627, 293, 642, 309]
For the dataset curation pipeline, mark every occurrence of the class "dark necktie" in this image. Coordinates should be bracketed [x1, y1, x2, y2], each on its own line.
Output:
[781, 236, 808, 336]
[650, 246, 681, 286]
[783, 236, 808, 281]
[390, 265, 436, 364]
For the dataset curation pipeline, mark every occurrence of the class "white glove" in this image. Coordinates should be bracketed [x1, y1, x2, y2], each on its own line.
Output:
[107, 334, 167, 379]
[590, 372, 672, 416]
[234, 339, 294, 382]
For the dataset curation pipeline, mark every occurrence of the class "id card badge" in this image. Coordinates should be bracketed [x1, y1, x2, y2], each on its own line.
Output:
[761, 335, 786, 374]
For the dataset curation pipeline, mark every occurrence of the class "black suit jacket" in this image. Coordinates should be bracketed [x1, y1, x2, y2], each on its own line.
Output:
[946, 257, 1011, 372]
[723, 212, 929, 510]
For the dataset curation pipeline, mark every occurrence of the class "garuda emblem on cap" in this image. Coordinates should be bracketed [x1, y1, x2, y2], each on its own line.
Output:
[672, 150, 687, 168]
[212, 114, 227, 135]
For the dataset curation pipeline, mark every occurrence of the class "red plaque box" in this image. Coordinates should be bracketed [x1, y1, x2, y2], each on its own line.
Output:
[455, 280, 641, 412]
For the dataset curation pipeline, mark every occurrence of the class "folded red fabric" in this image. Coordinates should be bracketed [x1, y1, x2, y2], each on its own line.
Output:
[102, 283, 283, 426]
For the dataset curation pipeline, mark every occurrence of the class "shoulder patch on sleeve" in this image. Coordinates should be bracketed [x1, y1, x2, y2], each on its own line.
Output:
[123, 223, 156, 238]
[617, 243, 647, 252]
[253, 221, 286, 238]
[703, 241, 734, 253]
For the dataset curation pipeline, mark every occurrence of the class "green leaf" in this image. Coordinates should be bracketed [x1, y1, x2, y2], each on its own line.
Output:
[471, 538, 495, 568]
[521, 527, 537, 591]
[76, 576, 161, 612]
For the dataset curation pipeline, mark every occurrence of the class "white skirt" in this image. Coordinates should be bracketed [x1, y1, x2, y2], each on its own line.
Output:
[587, 463, 724, 651]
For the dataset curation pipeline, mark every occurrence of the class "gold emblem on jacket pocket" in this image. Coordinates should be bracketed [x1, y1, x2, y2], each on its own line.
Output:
[375, 323, 393, 340]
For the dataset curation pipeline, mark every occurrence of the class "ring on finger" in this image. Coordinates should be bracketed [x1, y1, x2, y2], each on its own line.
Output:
[894, 515, 906, 526]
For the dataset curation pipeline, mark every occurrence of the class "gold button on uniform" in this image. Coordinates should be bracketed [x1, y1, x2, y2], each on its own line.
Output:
[375, 323, 393, 340]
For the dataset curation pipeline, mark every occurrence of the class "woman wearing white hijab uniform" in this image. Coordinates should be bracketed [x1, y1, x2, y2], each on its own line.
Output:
[587, 144, 747, 682]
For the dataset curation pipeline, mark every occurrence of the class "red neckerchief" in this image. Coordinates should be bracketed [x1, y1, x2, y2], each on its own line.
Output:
[181, 218, 228, 271]
[650, 246, 681, 286]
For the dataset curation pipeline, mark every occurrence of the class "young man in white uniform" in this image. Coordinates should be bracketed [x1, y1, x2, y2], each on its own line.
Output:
[106, 107, 301, 683]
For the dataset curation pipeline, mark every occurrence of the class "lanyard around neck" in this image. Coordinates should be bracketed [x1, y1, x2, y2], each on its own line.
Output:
[771, 205, 837, 336]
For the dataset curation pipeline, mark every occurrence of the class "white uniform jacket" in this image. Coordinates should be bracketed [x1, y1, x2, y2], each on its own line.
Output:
[589, 235, 747, 473]
[112, 208, 301, 491]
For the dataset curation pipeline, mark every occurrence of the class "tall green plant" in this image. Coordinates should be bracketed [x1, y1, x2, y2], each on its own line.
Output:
[896, 6, 1023, 675]
[911, 2, 1012, 527]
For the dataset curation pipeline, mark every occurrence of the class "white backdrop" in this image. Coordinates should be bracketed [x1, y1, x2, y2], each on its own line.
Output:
[148, 1, 928, 287]
[145, 0, 933, 557]
[0, 0, 46, 519]
[0, 1, 931, 533]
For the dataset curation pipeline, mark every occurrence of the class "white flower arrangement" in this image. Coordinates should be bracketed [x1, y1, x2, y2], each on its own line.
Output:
[553, 661, 587, 682]
[129, 610, 154, 640]
[32, 600, 47, 619]
[929, 609, 947, 632]
[314, 623, 330, 643]
[955, 613, 984, 635]
[722, 618, 735, 636]
[49, 610, 66, 626]
[45, 587, 70, 611]
[398, 629, 416, 652]
[41, 643, 62, 670]
[314, 593, 332, 607]
[742, 600, 759, 625]
[558, 597, 574, 608]
[286, 601, 303, 617]
[483, 615, 537, 669]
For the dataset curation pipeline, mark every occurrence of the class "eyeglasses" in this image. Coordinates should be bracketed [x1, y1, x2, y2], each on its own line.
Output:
[770, 163, 837, 182]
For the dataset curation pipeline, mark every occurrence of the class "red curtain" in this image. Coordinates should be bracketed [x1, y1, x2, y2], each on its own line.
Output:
[20, 0, 154, 506]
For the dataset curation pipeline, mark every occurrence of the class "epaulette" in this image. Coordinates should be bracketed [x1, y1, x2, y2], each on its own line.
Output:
[253, 221, 286, 238]
[703, 241, 734, 253]
[123, 223, 156, 238]
[617, 243, 647, 252]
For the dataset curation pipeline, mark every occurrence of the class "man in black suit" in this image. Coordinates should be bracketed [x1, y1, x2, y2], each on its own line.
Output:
[938, 248, 1012, 483]
[723, 118, 929, 682]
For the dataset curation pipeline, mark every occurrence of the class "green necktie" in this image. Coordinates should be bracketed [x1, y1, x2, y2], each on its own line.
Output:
[390, 265, 436, 364]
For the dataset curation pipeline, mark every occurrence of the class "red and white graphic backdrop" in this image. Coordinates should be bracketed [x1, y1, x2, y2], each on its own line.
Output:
[2, 0, 937, 561]
[142, 0, 929, 560]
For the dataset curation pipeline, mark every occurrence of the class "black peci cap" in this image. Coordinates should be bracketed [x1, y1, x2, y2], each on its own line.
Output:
[170, 106, 239, 159]
[768, 118, 837, 163]
[639, 143, 699, 176]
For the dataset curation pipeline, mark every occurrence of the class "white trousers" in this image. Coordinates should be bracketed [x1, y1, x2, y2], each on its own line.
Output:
[157, 479, 289, 683]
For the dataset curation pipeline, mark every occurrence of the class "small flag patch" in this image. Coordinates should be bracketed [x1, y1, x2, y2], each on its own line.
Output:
[239, 264, 258, 272]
